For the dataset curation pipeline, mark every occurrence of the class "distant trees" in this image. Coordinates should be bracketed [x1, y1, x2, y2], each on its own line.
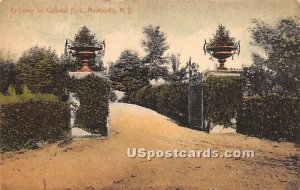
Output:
[0, 51, 21, 95]
[1, 25, 200, 102]
[0, 46, 67, 96]
[18, 46, 60, 94]
[141, 25, 170, 80]
[108, 25, 200, 102]
[165, 54, 188, 83]
[108, 49, 149, 100]
[0, 47, 61, 95]
[142, 25, 169, 64]
[243, 17, 300, 96]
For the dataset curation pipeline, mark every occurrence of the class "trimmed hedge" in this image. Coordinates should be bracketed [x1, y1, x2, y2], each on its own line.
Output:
[204, 76, 243, 127]
[129, 83, 188, 124]
[67, 74, 110, 135]
[237, 95, 299, 142]
[0, 101, 70, 151]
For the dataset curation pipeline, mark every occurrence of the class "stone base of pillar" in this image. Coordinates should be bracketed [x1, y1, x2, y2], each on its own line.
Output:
[205, 69, 241, 77]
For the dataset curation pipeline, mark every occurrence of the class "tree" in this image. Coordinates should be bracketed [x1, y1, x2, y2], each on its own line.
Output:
[165, 54, 188, 83]
[108, 49, 149, 101]
[141, 25, 169, 80]
[18, 46, 60, 94]
[242, 54, 272, 96]
[243, 17, 300, 96]
[208, 25, 236, 47]
[0, 51, 22, 95]
[19, 46, 59, 66]
[70, 26, 99, 47]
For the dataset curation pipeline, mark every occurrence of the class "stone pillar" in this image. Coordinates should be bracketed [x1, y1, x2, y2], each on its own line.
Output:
[204, 69, 242, 134]
[68, 70, 108, 137]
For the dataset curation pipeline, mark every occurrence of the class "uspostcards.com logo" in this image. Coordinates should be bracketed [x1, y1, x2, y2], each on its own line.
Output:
[127, 148, 255, 161]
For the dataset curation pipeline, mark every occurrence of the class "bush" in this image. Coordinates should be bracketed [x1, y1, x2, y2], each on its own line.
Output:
[204, 76, 242, 127]
[237, 95, 299, 142]
[129, 83, 188, 124]
[0, 101, 70, 151]
[67, 75, 110, 135]
[0, 85, 58, 105]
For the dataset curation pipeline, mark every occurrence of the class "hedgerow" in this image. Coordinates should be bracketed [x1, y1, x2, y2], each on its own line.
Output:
[0, 101, 70, 151]
[237, 95, 299, 142]
[129, 83, 188, 124]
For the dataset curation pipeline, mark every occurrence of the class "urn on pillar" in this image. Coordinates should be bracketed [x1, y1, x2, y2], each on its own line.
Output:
[65, 26, 105, 71]
[203, 24, 240, 70]
[65, 26, 109, 137]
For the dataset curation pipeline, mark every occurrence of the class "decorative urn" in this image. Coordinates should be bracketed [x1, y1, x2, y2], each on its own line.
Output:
[66, 41, 105, 71]
[203, 25, 240, 70]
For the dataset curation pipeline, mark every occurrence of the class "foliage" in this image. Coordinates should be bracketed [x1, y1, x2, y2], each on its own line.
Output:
[165, 54, 188, 83]
[0, 51, 22, 95]
[0, 101, 70, 151]
[70, 26, 99, 47]
[0, 85, 58, 105]
[17, 46, 61, 94]
[19, 46, 59, 66]
[109, 90, 118, 102]
[108, 49, 149, 100]
[141, 25, 169, 80]
[142, 25, 169, 63]
[237, 95, 299, 142]
[66, 74, 110, 135]
[129, 83, 189, 124]
[208, 25, 236, 47]
[187, 57, 200, 78]
[60, 54, 81, 71]
[243, 17, 300, 96]
[203, 76, 243, 127]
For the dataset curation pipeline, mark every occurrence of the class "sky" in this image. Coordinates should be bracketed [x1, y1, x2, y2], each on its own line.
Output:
[0, 0, 299, 71]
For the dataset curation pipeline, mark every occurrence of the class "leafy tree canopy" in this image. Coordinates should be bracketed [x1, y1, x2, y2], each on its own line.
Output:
[243, 17, 300, 96]
[18, 46, 60, 94]
[141, 25, 169, 64]
[165, 54, 188, 83]
[0, 50, 20, 95]
[109, 49, 149, 97]
[19, 46, 58, 65]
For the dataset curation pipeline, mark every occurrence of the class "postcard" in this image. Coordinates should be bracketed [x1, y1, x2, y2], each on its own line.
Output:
[0, 0, 299, 189]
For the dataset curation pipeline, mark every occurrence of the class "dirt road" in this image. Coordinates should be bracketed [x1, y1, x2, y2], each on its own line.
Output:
[1, 103, 299, 190]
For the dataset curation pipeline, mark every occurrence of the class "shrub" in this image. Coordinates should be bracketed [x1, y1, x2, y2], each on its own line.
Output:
[208, 24, 236, 47]
[237, 95, 299, 142]
[129, 83, 188, 124]
[0, 101, 70, 151]
[204, 76, 242, 127]
[0, 85, 58, 105]
[66, 74, 110, 135]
